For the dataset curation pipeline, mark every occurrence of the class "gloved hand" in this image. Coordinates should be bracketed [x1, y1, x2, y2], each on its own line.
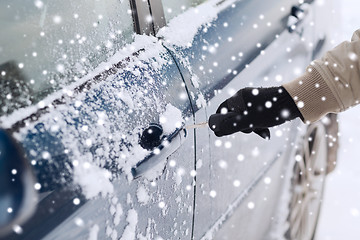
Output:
[208, 86, 303, 138]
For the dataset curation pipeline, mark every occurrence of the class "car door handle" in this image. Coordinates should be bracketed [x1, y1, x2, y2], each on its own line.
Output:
[287, 4, 310, 34]
[132, 127, 187, 179]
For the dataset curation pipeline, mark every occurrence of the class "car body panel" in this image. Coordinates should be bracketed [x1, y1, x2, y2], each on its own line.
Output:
[162, 0, 316, 238]
[3, 39, 196, 240]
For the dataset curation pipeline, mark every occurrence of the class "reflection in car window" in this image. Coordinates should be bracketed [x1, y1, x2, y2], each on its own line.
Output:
[162, 0, 207, 23]
[0, 0, 134, 117]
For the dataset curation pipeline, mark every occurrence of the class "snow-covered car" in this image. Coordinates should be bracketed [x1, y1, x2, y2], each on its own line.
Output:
[0, 0, 338, 239]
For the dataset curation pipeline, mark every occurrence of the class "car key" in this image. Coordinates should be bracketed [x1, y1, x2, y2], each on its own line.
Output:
[185, 122, 208, 129]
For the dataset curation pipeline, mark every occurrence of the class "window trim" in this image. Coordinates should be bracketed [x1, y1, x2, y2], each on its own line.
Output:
[147, 0, 166, 34]
[129, 0, 165, 35]
[129, 0, 153, 35]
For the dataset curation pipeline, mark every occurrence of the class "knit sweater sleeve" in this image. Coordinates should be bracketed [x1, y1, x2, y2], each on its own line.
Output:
[283, 29, 360, 123]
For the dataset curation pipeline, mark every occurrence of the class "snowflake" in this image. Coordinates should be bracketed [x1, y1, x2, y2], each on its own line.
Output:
[73, 198, 81, 205]
[34, 183, 42, 190]
[247, 202, 255, 209]
[209, 190, 217, 198]
[53, 15, 62, 24]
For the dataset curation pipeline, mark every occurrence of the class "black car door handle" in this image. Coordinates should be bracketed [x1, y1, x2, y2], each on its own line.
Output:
[287, 4, 310, 34]
[131, 127, 187, 179]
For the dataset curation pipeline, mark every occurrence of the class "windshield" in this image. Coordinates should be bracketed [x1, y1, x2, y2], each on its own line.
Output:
[0, 0, 134, 117]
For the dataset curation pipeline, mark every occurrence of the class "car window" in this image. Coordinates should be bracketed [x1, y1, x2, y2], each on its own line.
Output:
[0, 0, 134, 117]
[162, 0, 207, 23]
[165, 0, 299, 100]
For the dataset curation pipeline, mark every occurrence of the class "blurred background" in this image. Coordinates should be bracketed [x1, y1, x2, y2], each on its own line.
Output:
[316, 0, 360, 239]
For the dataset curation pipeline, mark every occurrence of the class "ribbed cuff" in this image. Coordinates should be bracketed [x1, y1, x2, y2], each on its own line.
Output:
[282, 67, 340, 123]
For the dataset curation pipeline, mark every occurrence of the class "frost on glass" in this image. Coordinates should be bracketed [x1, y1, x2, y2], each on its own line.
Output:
[0, 0, 134, 116]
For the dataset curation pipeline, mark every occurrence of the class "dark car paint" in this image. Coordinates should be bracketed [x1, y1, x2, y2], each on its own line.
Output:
[4, 46, 196, 239]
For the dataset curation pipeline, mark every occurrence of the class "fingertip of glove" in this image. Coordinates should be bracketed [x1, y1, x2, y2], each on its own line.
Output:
[254, 128, 271, 140]
[214, 131, 225, 137]
[208, 116, 217, 130]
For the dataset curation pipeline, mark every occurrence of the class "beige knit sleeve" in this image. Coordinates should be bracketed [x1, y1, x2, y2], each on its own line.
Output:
[283, 29, 360, 123]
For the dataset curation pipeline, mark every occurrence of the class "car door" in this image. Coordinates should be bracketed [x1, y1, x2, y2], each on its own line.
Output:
[0, 0, 196, 239]
[157, 0, 316, 239]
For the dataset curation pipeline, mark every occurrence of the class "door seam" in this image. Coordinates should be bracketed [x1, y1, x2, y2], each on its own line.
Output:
[162, 44, 197, 240]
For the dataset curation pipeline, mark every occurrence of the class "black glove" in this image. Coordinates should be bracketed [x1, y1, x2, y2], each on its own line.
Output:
[208, 86, 304, 138]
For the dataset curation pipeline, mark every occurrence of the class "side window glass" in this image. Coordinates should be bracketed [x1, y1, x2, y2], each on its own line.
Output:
[162, 0, 207, 23]
[0, 0, 134, 116]
[163, 0, 301, 98]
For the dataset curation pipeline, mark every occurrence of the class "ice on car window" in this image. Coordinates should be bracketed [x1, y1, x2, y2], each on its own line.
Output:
[0, 0, 134, 117]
